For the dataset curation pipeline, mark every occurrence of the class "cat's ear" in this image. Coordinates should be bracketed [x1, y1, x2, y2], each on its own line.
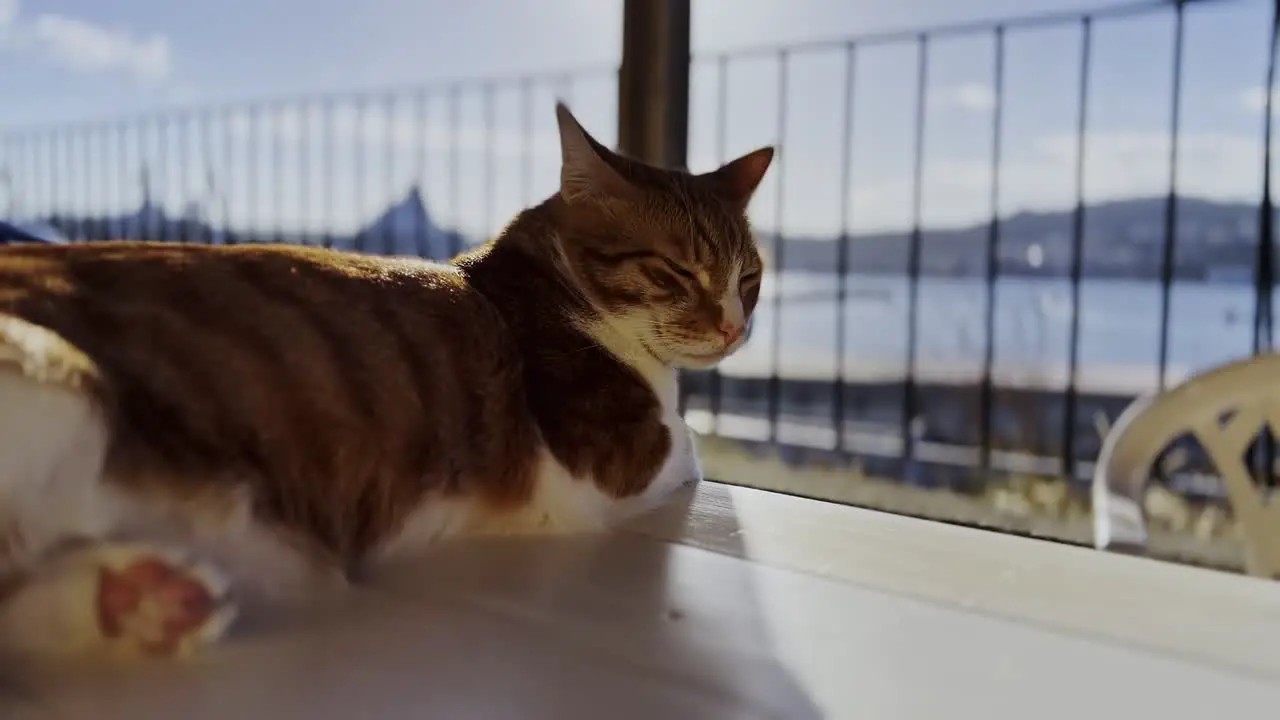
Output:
[706, 146, 775, 209]
[555, 101, 637, 204]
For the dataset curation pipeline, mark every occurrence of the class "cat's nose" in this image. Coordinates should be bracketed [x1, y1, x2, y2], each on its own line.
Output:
[718, 320, 744, 346]
[718, 296, 747, 347]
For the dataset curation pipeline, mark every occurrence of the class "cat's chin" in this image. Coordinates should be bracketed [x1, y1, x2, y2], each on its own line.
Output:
[672, 351, 728, 370]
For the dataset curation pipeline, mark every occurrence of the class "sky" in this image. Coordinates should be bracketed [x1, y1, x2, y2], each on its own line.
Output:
[0, 0, 1277, 240]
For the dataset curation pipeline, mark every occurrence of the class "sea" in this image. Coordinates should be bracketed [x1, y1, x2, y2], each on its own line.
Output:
[722, 271, 1274, 395]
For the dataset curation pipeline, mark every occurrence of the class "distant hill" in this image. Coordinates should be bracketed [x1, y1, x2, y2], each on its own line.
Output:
[37, 184, 468, 261]
[340, 187, 463, 258]
[776, 196, 1269, 281]
[29, 193, 1273, 281]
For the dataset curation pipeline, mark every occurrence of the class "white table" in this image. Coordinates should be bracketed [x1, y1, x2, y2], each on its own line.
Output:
[6, 482, 1280, 719]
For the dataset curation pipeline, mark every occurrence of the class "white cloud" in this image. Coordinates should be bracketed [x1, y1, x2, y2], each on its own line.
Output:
[1241, 86, 1278, 113]
[0, 0, 17, 30]
[0, 1, 171, 82]
[754, 129, 1276, 236]
[934, 82, 996, 112]
[29, 15, 170, 81]
[225, 105, 563, 161]
[687, 129, 1274, 240]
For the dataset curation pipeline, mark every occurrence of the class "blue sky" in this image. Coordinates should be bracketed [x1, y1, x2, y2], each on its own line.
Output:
[1, 0, 1277, 239]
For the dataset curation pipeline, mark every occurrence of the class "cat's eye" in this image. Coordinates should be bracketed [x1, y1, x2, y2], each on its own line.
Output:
[661, 258, 697, 282]
[638, 263, 686, 293]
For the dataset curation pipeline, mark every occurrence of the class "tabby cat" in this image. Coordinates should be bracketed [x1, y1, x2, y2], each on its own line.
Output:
[0, 103, 773, 659]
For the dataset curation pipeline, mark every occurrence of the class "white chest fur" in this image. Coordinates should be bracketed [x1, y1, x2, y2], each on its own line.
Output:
[636, 362, 703, 503]
[522, 319, 702, 532]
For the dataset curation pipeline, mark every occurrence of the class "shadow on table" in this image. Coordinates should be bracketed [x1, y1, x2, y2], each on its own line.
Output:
[2, 484, 823, 719]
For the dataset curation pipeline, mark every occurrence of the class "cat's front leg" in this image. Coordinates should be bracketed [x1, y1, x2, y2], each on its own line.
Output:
[615, 420, 703, 522]
[681, 419, 706, 487]
[664, 416, 704, 488]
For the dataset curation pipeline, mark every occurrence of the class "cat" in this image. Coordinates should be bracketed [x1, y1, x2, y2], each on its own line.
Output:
[0, 102, 773, 660]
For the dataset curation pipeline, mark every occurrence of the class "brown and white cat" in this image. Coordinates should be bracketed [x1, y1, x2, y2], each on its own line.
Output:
[0, 102, 773, 660]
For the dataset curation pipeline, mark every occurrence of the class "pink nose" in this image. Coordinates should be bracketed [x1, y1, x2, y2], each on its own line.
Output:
[719, 321, 744, 346]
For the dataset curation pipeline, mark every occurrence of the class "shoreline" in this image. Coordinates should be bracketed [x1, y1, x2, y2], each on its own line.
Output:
[680, 369, 1227, 501]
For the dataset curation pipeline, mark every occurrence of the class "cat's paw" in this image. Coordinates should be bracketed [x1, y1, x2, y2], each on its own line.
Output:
[90, 544, 237, 658]
[0, 542, 239, 660]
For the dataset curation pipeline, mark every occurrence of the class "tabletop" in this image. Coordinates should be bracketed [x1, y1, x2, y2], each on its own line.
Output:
[6, 481, 1280, 720]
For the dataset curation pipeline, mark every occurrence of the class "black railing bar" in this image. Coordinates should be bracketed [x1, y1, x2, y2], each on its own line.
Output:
[144, 118, 158, 241]
[74, 124, 87, 239]
[94, 126, 107, 233]
[155, 117, 167, 240]
[484, 81, 497, 241]
[353, 96, 367, 253]
[221, 107, 236, 244]
[274, 102, 288, 245]
[180, 111, 196, 243]
[766, 49, 790, 444]
[707, 53, 731, 433]
[447, 84, 462, 258]
[3, 133, 18, 218]
[1156, 2, 1186, 392]
[383, 91, 398, 255]
[120, 121, 134, 239]
[48, 128, 59, 232]
[67, 128, 77, 233]
[12, 134, 28, 218]
[161, 115, 174, 241]
[1253, 0, 1279, 357]
[66, 127, 81, 240]
[90, 126, 101, 238]
[412, 87, 430, 257]
[520, 77, 534, 207]
[57, 129, 68, 239]
[28, 132, 41, 222]
[693, 0, 1232, 61]
[298, 100, 311, 245]
[63, 127, 76, 240]
[157, 114, 172, 241]
[0, 138, 11, 220]
[321, 97, 336, 249]
[0, 64, 619, 136]
[89, 125, 101, 237]
[93, 123, 106, 238]
[35, 129, 46, 218]
[197, 109, 214, 244]
[245, 103, 261, 240]
[900, 34, 930, 469]
[832, 41, 858, 454]
[978, 26, 1007, 471]
[1252, 0, 1279, 486]
[1061, 17, 1094, 478]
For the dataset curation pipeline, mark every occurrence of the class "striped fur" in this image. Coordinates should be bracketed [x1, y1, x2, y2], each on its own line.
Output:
[0, 103, 773, 659]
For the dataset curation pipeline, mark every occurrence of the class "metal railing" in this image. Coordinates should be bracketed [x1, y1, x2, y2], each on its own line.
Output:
[1, 0, 1275, 502]
[0, 64, 616, 251]
[680, 0, 1278, 497]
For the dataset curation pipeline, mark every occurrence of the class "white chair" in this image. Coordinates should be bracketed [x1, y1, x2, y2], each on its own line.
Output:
[1093, 353, 1280, 579]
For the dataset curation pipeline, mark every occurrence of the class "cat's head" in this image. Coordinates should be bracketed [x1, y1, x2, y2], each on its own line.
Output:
[551, 103, 774, 370]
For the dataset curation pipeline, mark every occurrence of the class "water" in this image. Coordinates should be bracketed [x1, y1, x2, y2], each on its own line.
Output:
[724, 272, 1270, 394]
